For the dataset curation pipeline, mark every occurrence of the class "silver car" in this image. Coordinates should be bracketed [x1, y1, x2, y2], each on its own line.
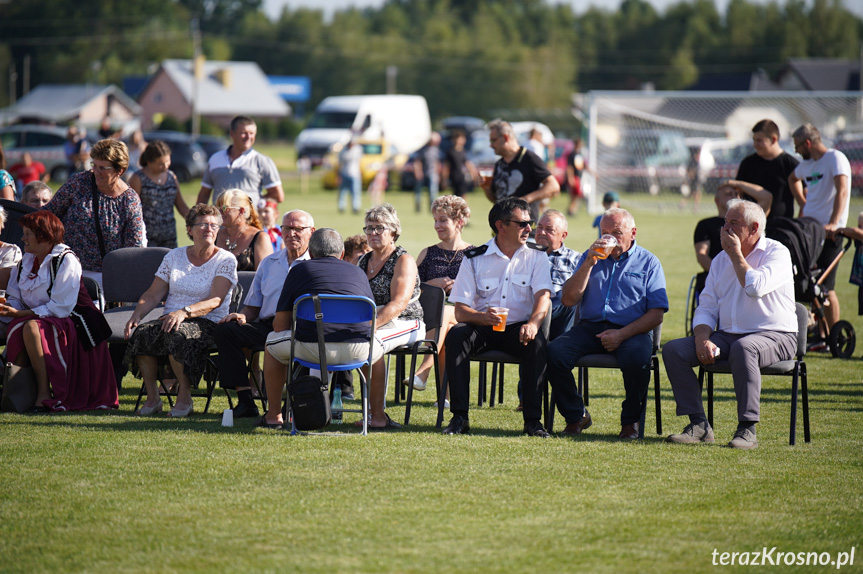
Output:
[0, 125, 70, 183]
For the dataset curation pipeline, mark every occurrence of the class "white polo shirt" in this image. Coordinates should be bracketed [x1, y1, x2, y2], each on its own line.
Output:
[245, 249, 310, 320]
[449, 238, 552, 324]
[201, 147, 281, 206]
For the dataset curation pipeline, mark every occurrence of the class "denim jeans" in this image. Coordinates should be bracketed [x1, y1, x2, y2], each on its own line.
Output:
[414, 175, 439, 212]
[547, 320, 653, 426]
[338, 174, 361, 213]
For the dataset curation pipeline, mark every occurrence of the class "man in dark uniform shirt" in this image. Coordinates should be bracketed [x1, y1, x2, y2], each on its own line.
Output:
[727, 119, 803, 221]
[482, 119, 559, 224]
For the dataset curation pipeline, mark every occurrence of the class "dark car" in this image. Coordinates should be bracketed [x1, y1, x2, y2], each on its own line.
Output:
[142, 131, 208, 182]
[193, 135, 230, 160]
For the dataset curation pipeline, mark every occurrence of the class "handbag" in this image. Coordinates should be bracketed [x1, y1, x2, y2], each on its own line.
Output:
[286, 294, 332, 430]
[0, 362, 37, 413]
[45, 251, 111, 350]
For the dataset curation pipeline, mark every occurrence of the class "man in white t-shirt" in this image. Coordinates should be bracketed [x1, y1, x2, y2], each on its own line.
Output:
[788, 123, 851, 333]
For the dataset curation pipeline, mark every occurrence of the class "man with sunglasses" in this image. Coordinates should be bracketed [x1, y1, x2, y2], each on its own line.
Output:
[483, 119, 560, 225]
[212, 210, 314, 418]
[443, 198, 553, 437]
[547, 208, 668, 440]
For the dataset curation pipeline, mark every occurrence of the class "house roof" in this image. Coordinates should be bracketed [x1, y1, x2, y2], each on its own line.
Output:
[6, 84, 141, 123]
[780, 58, 860, 91]
[156, 59, 290, 116]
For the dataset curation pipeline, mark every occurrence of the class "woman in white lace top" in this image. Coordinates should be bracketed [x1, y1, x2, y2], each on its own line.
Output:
[123, 204, 238, 417]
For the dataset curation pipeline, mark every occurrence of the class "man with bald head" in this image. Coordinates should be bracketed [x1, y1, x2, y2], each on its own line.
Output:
[214, 209, 315, 418]
[547, 208, 668, 439]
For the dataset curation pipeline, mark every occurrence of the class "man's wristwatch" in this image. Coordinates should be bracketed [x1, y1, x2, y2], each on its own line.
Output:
[183, 306, 193, 318]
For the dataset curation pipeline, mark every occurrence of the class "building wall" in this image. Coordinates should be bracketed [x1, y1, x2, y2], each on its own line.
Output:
[138, 71, 193, 130]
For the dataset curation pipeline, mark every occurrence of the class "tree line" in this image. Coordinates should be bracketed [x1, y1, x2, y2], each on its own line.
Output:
[1, 0, 860, 124]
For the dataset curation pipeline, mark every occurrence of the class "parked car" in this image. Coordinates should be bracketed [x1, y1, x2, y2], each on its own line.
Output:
[142, 131, 208, 182]
[321, 139, 407, 191]
[193, 134, 229, 160]
[601, 129, 690, 195]
[0, 125, 70, 183]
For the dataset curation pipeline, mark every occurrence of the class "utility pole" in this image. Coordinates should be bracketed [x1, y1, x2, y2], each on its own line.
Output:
[191, 18, 202, 136]
[23, 55, 30, 95]
[386, 65, 398, 95]
[8, 62, 16, 105]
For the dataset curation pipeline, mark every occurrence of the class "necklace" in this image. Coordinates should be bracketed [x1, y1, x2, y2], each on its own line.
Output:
[443, 246, 463, 266]
[367, 249, 393, 275]
[224, 235, 238, 252]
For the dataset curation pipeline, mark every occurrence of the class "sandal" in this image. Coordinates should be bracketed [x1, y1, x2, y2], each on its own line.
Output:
[256, 416, 284, 430]
[367, 413, 403, 431]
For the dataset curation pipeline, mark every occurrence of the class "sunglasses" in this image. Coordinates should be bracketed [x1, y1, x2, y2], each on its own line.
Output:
[506, 219, 535, 229]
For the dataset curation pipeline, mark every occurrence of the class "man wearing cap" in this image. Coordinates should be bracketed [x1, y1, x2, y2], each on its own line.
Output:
[442, 197, 553, 437]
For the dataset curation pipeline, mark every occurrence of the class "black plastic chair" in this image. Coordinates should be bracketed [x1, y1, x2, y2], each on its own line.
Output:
[389, 283, 446, 425]
[0, 199, 36, 251]
[546, 322, 663, 439]
[697, 302, 810, 445]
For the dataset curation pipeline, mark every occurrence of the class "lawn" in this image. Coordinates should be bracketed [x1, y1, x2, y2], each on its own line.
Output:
[2, 154, 862, 573]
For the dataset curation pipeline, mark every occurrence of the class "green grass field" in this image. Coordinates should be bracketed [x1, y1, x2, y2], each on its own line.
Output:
[2, 153, 862, 573]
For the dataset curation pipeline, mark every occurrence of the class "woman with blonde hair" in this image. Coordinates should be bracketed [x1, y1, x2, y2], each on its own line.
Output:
[409, 195, 473, 401]
[215, 189, 273, 271]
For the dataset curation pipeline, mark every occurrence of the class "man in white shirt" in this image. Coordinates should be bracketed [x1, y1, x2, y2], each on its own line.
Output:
[788, 123, 851, 333]
[197, 116, 284, 207]
[213, 210, 314, 418]
[442, 197, 553, 437]
[663, 200, 797, 449]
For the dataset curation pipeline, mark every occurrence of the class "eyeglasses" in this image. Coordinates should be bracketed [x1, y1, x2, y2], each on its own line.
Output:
[193, 223, 221, 230]
[363, 225, 389, 235]
[219, 205, 240, 213]
[281, 225, 311, 233]
[506, 219, 535, 229]
[90, 162, 116, 173]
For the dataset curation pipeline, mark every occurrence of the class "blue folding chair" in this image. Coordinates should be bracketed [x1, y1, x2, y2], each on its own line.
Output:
[286, 293, 377, 436]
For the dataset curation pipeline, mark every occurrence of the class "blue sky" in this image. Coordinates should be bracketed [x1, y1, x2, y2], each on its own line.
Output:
[263, 0, 863, 21]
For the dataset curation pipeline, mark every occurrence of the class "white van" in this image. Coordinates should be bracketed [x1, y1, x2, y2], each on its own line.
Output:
[296, 95, 431, 165]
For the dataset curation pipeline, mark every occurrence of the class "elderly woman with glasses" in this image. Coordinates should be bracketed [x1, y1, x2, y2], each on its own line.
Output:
[123, 204, 238, 417]
[356, 203, 425, 429]
[44, 138, 145, 288]
[215, 189, 273, 272]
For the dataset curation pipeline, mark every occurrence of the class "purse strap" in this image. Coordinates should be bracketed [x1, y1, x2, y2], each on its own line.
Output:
[312, 294, 329, 385]
[90, 172, 107, 259]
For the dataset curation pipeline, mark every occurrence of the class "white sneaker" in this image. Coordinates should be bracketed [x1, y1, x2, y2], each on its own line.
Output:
[433, 399, 450, 408]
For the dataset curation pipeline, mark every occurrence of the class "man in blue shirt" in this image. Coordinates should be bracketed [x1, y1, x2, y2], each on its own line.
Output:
[547, 208, 668, 439]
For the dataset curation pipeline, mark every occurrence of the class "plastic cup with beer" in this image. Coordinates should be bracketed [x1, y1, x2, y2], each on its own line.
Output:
[594, 234, 618, 260]
[479, 168, 493, 187]
[0, 290, 6, 304]
[491, 307, 509, 332]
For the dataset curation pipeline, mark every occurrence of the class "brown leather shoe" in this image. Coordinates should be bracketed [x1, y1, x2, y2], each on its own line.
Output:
[619, 423, 639, 440]
[560, 410, 592, 436]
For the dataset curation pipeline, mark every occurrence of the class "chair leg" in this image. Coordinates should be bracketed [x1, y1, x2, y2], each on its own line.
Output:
[789, 364, 799, 446]
[489, 362, 497, 407]
[478, 362, 486, 407]
[707, 372, 714, 429]
[543, 382, 552, 432]
[404, 352, 419, 425]
[801, 362, 810, 443]
[653, 357, 662, 435]
[498, 363, 505, 405]
[583, 368, 590, 407]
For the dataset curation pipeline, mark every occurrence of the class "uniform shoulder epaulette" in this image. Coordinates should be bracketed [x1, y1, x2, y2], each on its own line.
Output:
[464, 245, 488, 258]
[527, 242, 547, 251]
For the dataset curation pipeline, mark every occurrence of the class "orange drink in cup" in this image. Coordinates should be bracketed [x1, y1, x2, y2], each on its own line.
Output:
[594, 234, 618, 260]
[491, 307, 509, 332]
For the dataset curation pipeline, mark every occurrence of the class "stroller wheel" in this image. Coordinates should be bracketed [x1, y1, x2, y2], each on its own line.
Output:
[828, 320, 856, 359]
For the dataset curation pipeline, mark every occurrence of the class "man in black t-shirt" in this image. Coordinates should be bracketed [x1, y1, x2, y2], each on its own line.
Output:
[442, 130, 478, 197]
[260, 228, 377, 428]
[727, 119, 803, 221]
[483, 119, 559, 223]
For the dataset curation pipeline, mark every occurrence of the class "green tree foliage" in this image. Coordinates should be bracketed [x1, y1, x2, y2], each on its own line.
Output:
[0, 0, 860, 116]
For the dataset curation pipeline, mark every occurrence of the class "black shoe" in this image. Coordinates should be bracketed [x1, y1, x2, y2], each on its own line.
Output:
[443, 415, 470, 435]
[523, 421, 551, 438]
[232, 402, 260, 419]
